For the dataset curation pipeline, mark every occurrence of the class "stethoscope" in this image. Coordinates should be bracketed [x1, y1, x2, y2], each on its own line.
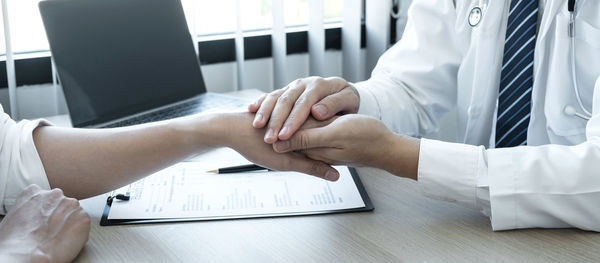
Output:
[468, 0, 592, 121]
[564, 0, 592, 120]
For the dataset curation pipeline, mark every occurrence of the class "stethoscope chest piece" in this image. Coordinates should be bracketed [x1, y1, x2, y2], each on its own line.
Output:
[469, 7, 482, 27]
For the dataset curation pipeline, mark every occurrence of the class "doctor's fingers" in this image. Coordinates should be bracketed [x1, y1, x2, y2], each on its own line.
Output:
[252, 88, 287, 128]
[277, 78, 354, 141]
[297, 116, 338, 130]
[278, 152, 339, 181]
[273, 127, 334, 153]
[310, 87, 359, 119]
[264, 81, 311, 143]
[248, 93, 267, 113]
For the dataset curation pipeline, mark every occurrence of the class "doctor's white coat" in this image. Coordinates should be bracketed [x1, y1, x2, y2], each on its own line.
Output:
[356, 0, 600, 230]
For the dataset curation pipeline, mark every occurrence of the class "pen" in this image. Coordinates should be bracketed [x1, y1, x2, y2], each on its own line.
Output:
[208, 164, 271, 174]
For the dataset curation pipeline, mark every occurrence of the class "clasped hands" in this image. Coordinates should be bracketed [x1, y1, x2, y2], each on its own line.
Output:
[246, 77, 420, 181]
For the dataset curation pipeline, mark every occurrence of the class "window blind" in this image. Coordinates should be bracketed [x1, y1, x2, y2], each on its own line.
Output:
[1, 0, 17, 118]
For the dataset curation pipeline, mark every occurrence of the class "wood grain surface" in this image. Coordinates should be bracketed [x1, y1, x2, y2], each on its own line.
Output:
[72, 167, 600, 262]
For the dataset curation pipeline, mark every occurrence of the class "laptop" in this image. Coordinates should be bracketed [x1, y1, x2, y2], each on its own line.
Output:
[39, 0, 246, 128]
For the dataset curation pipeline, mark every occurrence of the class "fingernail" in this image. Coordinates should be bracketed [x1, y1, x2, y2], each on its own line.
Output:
[275, 141, 290, 152]
[264, 128, 275, 142]
[279, 126, 289, 137]
[313, 104, 328, 117]
[253, 113, 263, 126]
[325, 170, 339, 181]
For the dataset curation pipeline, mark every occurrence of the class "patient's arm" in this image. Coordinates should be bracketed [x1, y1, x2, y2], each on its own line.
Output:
[33, 112, 336, 199]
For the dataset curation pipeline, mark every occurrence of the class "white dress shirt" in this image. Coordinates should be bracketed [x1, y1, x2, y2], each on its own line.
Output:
[0, 105, 51, 214]
[356, 0, 600, 231]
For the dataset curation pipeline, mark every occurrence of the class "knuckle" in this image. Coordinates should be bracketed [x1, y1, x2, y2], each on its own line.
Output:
[65, 198, 80, 209]
[311, 77, 325, 87]
[47, 190, 63, 201]
[298, 133, 310, 151]
[79, 210, 91, 225]
[20, 185, 41, 197]
[266, 92, 280, 101]
[277, 94, 293, 105]
[31, 192, 43, 201]
[294, 95, 308, 107]
[308, 162, 322, 175]
[50, 188, 64, 197]
[24, 184, 40, 192]
[268, 119, 281, 128]
[286, 114, 299, 124]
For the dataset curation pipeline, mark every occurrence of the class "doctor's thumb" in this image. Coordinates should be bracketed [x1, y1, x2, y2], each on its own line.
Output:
[311, 89, 360, 120]
[273, 129, 328, 153]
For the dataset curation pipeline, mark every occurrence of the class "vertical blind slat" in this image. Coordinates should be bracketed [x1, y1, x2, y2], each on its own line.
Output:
[1, 0, 17, 118]
[342, 0, 362, 82]
[308, 0, 324, 76]
[272, 0, 286, 90]
[365, 0, 391, 76]
[51, 57, 59, 114]
[188, 0, 199, 55]
[234, 0, 244, 90]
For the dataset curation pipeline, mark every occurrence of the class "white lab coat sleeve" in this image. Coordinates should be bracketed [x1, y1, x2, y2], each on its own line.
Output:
[355, 0, 464, 137]
[0, 105, 51, 214]
[420, 77, 600, 231]
[417, 138, 490, 213]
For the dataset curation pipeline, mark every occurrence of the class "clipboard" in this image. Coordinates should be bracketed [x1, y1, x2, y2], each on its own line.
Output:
[100, 167, 374, 226]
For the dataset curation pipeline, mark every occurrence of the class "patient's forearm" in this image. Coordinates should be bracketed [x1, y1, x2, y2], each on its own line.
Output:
[33, 114, 220, 199]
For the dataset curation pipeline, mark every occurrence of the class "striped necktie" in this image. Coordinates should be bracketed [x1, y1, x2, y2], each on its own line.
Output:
[495, 0, 538, 148]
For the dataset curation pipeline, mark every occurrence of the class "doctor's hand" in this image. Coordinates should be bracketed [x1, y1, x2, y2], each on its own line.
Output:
[248, 77, 360, 143]
[272, 115, 420, 180]
[208, 112, 340, 181]
[0, 184, 90, 263]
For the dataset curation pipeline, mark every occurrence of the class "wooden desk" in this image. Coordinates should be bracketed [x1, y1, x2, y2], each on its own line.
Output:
[74, 167, 600, 262]
[27, 90, 600, 261]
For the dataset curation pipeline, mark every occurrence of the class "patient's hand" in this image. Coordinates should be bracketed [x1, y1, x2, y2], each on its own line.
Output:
[211, 112, 340, 181]
[0, 184, 90, 263]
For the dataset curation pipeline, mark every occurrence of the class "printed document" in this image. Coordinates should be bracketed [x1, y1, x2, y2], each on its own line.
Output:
[107, 148, 366, 220]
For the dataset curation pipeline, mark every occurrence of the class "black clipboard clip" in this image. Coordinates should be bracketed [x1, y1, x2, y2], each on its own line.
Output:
[106, 192, 131, 205]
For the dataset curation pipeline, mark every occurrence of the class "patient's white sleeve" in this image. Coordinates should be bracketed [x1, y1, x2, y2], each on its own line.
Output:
[0, 105, 51, 214]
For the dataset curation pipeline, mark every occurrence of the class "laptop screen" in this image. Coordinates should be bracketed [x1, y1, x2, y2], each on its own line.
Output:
[39, 0, 206, 127]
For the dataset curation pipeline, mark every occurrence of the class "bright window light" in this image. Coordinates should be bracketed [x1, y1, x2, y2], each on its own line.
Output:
[1, 0, 343, 55]
[4, 0, 49, 54]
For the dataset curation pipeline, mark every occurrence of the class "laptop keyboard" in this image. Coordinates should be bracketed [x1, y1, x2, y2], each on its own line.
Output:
[101, 94, 247, 128]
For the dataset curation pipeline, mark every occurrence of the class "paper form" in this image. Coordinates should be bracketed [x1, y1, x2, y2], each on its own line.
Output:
[107, 148, 366, 220]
